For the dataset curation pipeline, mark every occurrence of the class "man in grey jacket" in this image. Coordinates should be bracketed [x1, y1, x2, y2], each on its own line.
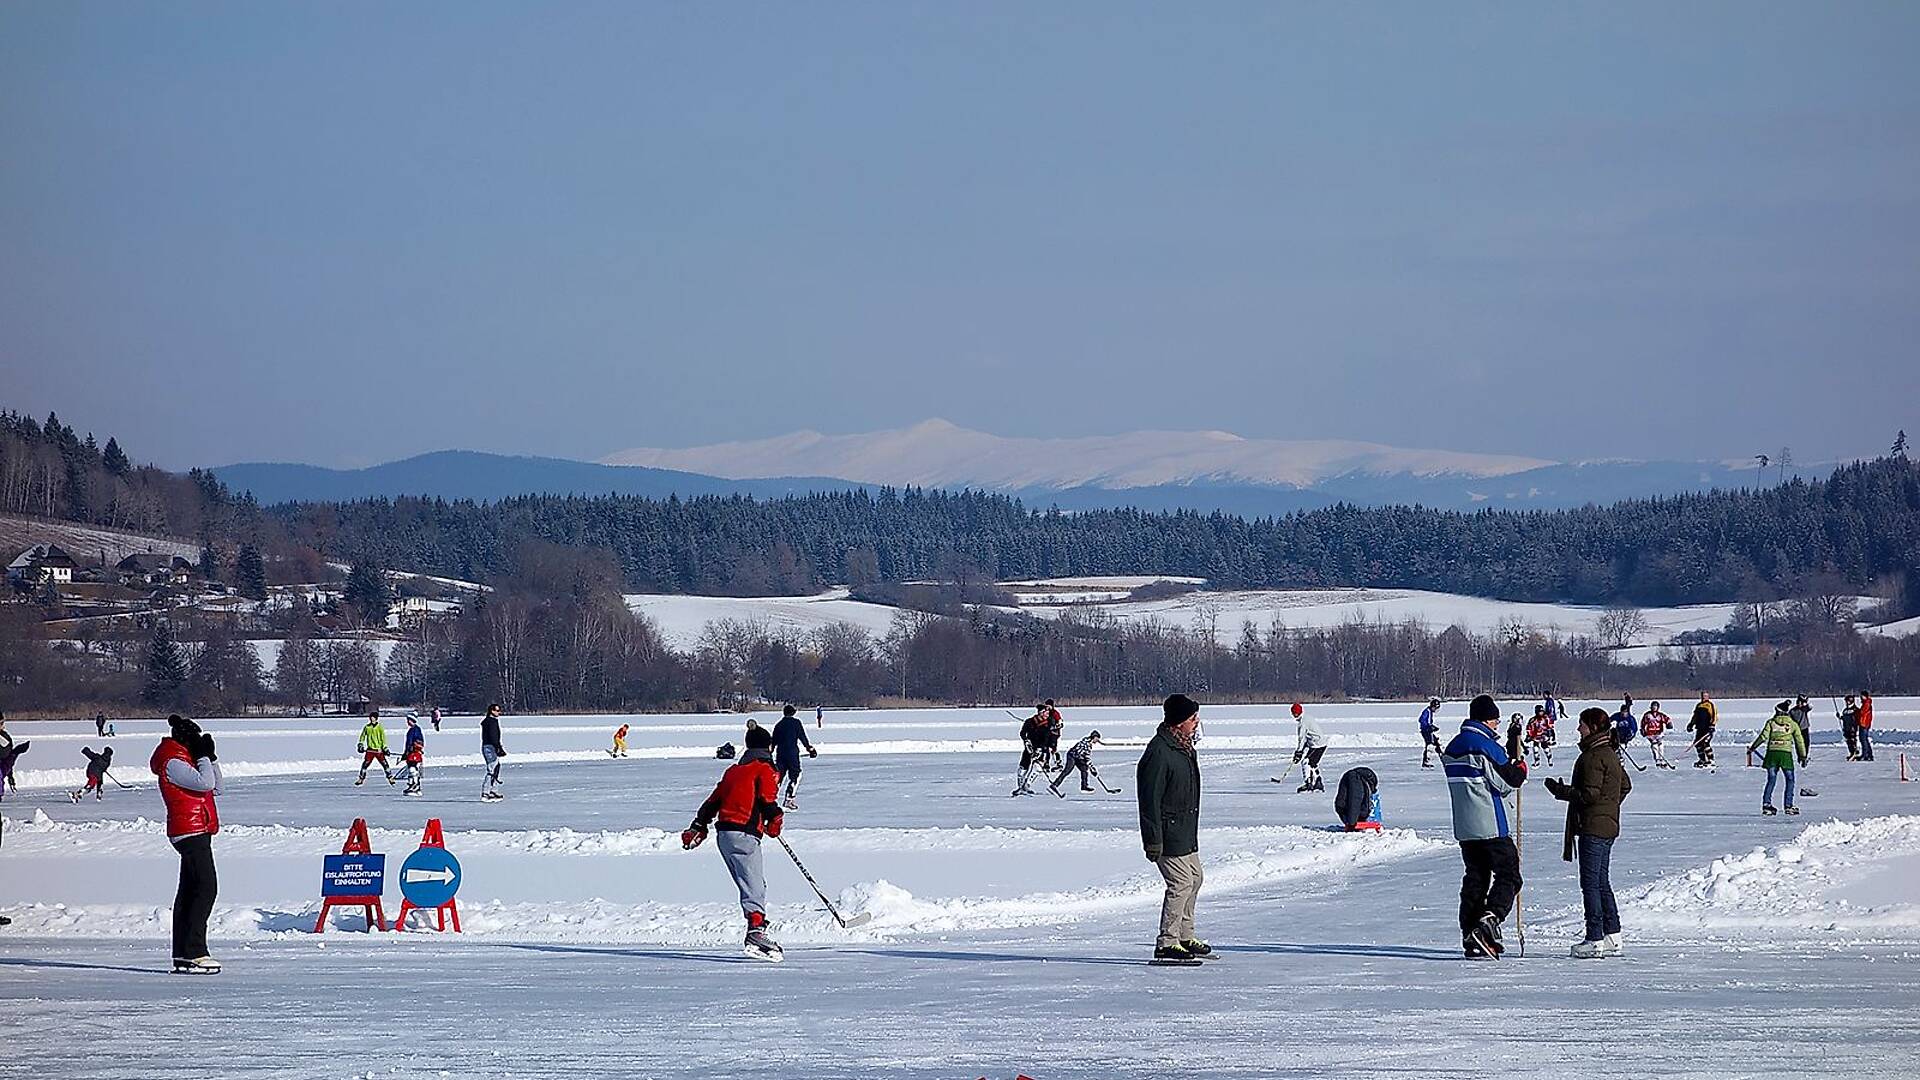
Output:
[1139, 694, 1210, 966]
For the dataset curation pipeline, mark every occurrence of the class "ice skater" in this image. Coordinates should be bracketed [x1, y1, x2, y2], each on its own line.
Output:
[1687, 693, 1718, 769]
[0, 713, 25, 801]
[1838, 694, 1861, 759]
[1524, 706, 1557, 768]
[1013, 706, 1052, 796]
[479, 703, 506, 801]
[1543, 708, 1630, 958]
[1443, 695, 1529, 960]
[430, 706, 442, 733]
[1289, 703, 1328, 793]
[771, 704, 816, 809]
[354, 711, 395, 786]
[1749, 701, 1807, 816]
[610, 723, 630, 758]
[70, 745, 113, 801]
[1050, 730, 1108, 794]
[1418, 697, 1444, 769]
[682, 723, 786, 961]
[395, 713, 425, 796]
[153, 714, 223, 974]
[1640, 701, 1674, 768]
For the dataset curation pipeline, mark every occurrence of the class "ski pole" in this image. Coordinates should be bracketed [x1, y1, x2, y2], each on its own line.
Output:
[1514, 781, 1525, 959]
[775, 835, 872, 929]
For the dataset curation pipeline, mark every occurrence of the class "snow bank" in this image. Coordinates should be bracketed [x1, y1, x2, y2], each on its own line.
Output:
[1610, 815, 1920, 937]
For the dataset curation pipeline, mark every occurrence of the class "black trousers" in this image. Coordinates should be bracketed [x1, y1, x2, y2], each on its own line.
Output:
[171, 833, 218, 960]
[1458, 837, 1522, 934]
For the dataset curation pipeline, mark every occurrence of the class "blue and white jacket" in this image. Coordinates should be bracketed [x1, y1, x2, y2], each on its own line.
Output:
[1441, 721, 1529, 841]
[1418, 706, 1439, 736]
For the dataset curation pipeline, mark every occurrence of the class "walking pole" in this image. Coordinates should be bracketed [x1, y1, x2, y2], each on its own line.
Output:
[1514, 782, 1526, 959]
[775, 835, 873, 929]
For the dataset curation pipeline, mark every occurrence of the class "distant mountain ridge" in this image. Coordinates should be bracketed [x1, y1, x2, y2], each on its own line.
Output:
[213, 451, 860, 506]
[215, 427, 1839, 513]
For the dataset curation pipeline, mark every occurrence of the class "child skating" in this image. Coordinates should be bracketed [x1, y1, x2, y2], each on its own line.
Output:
[70, 745, 113, 801]
[355, 711, 396, 786]
[610, 723, 630, 758]
[682, 724, 787, 961]
[396, 713, 425, 796]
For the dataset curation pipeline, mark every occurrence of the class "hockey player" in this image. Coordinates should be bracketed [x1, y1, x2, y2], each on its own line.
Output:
[1749, 701, 1808, 816]
[1334, 766, 1382, 831]
[0, 714, 25, 801]
[1543, 692, 1566, 727]
[610, 723, 630, 758]
[682, 724, 786, 961]
[1524, 706, 1557, 768]
[1610, 695, 1639, 761]
[1418, 698, 1444, 768]
[1050, 730, 1105, 794]
[71, 745, 113, 801]
[771, 705, 816, 809]
[430, 706, 441, 732]
[479, 703, 506, 801]
[1858, 692, 1875, 761]
[1640, 701, 1675, 768]
[1037, 699, 1065, 771]
[354, 711, 396, 787]
[1687, 693, 1718, 769]
[1013, 707, 1052, 796]
[1289, 703, 1328, 793]
[395, 713, 425, 796]
[1839, 694, 1862, 760]
[1789, 696, 1813, 758]
[1443, 695, 1528, 960]
[1543, 708, 1631, 958]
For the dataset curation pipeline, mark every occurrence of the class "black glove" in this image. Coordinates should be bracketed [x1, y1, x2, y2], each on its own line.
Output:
[807, 746, 817, 758]
[1542, 777, 1567, 799]
[1291, 751, 1302, 763]
[193, 733, 217, 762]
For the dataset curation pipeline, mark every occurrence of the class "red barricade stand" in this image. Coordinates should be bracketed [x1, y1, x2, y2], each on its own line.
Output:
[393, 818, 462, 933]
[314, 818, 387, 932]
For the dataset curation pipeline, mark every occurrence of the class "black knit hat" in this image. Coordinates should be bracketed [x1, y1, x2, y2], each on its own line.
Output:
[167, 713, 201, 741]
[745, 725, 773, 751]
[1469, 694, 1500, 725]
[1163, 694, 1199, 726]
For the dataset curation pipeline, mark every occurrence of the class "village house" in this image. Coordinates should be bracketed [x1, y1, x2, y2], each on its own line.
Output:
[7, 543, 78, 586]
[115, 552, 193, 587]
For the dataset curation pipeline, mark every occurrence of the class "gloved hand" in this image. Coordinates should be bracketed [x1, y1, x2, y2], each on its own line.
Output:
[1291, 751, 1302, 764]
[193, 733, 218, 762]
[1542, 777, 1567, 799]
[807, 747, 817, 758]
[356, 744, 366, 754]
[681, 825, 707, 850]
[1799, 757, 1808, 768]
[763, 811, 783, 839]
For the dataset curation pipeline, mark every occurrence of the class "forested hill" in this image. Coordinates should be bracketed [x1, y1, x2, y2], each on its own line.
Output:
[272, 456, 1920, 607]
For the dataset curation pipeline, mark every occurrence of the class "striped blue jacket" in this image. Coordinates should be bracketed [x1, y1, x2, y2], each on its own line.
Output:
[1441, 722, 1528, 841]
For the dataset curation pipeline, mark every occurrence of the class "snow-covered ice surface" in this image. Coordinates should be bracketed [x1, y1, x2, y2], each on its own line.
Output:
[3, 699, 1918, 1078]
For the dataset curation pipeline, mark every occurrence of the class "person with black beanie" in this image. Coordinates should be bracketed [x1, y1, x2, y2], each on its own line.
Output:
[1138, 693, 1210, 965]
[151, 714, 223, 973]
[1441, 694, 1529, 959]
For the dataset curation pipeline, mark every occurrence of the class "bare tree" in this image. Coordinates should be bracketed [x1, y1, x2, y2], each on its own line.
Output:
[1595, 604, 1650, 650]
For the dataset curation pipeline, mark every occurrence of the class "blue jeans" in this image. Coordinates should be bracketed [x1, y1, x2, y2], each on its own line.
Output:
[1762, 756, 1796, 809]
[1577, 835, 1620, 941]
[1859, 729, 1874, 761]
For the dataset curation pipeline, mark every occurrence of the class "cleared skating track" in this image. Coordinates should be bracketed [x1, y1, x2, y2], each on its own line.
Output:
[3, 700, 1918, 1078]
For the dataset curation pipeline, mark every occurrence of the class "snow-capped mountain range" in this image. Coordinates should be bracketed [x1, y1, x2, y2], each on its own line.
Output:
[602, 418, 1553, 491]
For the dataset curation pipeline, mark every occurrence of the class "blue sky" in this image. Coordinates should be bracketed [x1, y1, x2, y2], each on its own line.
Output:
[3, 2, 1916, 468]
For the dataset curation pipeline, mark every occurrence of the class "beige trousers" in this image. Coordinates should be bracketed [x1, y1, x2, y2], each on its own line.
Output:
[1155, 851, 1204, 948]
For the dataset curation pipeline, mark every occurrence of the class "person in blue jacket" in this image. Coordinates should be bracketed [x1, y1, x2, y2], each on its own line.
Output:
[771, 704, 816, 810]
[1443, 695, 1530, 959]
[1418, 697, 1443, 768]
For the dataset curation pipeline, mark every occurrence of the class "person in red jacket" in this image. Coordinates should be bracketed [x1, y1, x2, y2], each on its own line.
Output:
[1857, 692, 1875, 761]
[683, 724, 786, 960]
[151, 714, 224, 974]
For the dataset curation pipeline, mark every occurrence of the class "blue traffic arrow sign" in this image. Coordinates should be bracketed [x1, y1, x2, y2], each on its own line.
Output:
[398, 846, 461, 908]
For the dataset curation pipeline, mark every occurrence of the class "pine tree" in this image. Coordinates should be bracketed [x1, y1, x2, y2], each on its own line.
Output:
[343, 557, 393, 627]
[143, 620, 189, 706]
[1897, 430, 1910, 459]
[101, 437, 130, 475]
[235, 543, 268, 601]
[198, 545, 221, 581]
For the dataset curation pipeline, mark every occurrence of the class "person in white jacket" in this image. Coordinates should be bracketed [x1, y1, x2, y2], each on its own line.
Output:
[1289, 703, 1330, 793]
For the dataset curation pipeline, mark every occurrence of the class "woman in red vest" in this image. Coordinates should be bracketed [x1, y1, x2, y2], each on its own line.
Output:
[151, 714, 224, 974]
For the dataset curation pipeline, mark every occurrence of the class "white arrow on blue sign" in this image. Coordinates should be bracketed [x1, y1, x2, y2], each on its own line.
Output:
[398, 846, 461, 908]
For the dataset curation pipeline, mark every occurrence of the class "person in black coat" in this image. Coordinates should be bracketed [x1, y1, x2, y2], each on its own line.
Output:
[1334, 767, 1380, 830]
[1138, 694, 1209, 965]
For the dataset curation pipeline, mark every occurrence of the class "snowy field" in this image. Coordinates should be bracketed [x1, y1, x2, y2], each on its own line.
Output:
[618, 582, 1904, 656]
[3, 699, 1918, 1079]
